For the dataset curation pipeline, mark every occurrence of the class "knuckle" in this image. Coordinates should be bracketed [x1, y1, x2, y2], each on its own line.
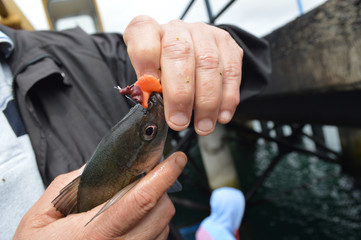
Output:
[167, 86, 193, 107]
[128, 15, 155, 28]
[174, 87, 192, 100]
[197, 94, 219, 111]
[192, 21, 208, 29]
[196, 52, 220, 71]
[128, 43, 155, 58]
[223, 61, 242, 83]
[216, 29, 243, 57]
[133, 189, 157, 214]
[123, 15, 158, 45]
[217, 28, 232, 41]
[167, 19, 185, 26]
[162, 38, 193, 59]
[197, 83, 220, 109]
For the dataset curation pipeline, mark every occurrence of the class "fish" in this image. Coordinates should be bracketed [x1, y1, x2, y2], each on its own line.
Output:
[52, 93, 169, 222]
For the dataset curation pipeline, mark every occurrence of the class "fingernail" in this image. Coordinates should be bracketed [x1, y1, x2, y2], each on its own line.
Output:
[169, 112, 189, 127]
[175, 153, 187, 169]
[219, 110, 232, 123]
[197, 118, 214, 133]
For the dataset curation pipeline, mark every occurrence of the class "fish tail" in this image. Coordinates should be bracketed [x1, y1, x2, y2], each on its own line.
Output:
[52, 176, 81, 216]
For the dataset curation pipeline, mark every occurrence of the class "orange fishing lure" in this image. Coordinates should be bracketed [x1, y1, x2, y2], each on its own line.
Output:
[117, 74, 162, 108]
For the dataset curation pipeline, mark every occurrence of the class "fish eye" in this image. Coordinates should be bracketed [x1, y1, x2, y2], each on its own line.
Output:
[141, 122, 157, 141]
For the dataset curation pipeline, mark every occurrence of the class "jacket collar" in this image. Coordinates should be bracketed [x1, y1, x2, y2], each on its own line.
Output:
[0, 30, 14, 58]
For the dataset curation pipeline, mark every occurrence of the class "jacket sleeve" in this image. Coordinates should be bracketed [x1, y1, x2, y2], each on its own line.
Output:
[218, 24, 271, 102]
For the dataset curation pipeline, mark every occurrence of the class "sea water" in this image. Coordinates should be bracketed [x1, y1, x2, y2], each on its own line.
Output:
[172, 122, 361, 240]
[234, 123, 361, 240]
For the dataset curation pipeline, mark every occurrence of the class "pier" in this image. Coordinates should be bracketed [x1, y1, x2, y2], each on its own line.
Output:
[234, 0, 361, 176]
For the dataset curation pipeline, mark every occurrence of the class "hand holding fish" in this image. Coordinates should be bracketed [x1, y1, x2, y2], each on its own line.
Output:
[123, 15, 243, 135]
[13, 152, 187, 240]
[13, 16, 243, 238]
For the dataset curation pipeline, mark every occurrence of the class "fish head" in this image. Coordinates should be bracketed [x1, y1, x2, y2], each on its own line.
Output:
[109, 93, 168, 176]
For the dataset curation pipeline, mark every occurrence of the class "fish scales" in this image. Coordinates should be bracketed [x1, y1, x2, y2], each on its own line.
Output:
[52, 93, 168, 218]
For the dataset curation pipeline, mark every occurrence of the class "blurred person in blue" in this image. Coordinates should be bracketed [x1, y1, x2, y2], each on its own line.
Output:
[196, 187, 245, 240]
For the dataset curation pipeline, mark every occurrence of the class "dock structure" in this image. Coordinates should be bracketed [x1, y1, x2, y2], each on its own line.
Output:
[234, 0, 361, 176]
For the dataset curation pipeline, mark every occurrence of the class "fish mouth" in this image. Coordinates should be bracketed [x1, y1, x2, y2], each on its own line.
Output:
[150, 93, 164, 107]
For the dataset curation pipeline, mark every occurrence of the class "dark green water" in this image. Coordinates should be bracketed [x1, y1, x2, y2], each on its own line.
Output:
[235, 140, 361, 240]
[171, 126, 361, 240]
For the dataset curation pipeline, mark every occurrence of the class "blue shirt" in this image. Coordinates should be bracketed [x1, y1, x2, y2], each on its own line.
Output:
[0, 31, 45, 240]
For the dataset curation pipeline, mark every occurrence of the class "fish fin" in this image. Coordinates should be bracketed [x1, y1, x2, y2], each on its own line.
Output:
[85, 177, 143, 226]
[167, 179, 182, 193]
[52, 176, 80, 216]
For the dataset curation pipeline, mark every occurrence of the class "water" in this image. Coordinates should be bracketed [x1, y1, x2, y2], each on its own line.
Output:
[235, 140, 361, 240]
[171, 124, 361, 240]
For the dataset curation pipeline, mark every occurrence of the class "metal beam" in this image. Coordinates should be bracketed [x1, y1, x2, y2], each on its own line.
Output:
[180, 0, 238, 24]
[211, 0, 237, 23]
[204, 0, 213, 23]
[235, 90, 361, 128]
[180, 0, 196, 20]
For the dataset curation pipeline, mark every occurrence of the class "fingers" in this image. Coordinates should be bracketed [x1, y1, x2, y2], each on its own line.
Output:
[86, 152, 187, 239]
[191, 23, 223, 135]
[160, 21, 242, 134]
[191, 24, 242, 130]
[124, 16, 243, 134]
[216, 30, 243, 124]
[123, 15, 162, 78]
[155, 224, 170, 240]
[123, 194, 174, 240]
[160, 20, 195, 131]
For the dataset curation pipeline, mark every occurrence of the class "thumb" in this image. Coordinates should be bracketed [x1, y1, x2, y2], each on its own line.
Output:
[123, 15, 162, 79]
[86, 152, 187, 237]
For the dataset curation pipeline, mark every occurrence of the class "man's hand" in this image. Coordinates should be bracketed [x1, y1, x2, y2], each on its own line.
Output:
[13, 152, 187, 240]
[123, 16, 243, 136]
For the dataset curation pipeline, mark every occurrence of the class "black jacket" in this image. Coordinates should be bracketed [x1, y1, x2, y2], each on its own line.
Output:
[0, 24, 270, 186]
